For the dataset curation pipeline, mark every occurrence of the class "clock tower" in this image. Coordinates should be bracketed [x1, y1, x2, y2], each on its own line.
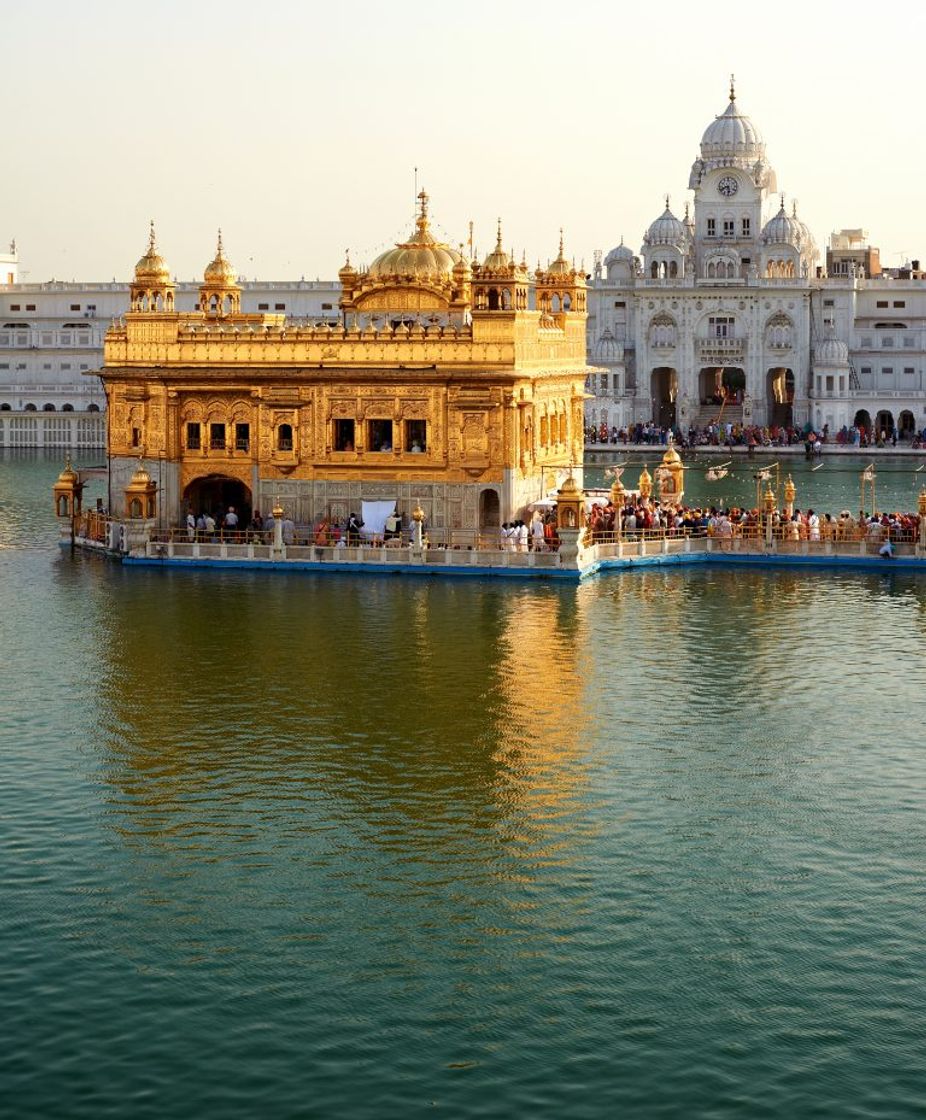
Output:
[688, 79, 777, 281]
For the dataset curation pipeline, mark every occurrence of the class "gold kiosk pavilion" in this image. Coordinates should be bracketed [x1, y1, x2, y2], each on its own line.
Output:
[97, 197, 593, 538]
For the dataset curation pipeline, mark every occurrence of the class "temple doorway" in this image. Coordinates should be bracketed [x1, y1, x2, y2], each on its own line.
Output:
[650, 367, 677, 427]
[853, 409, 871, 433]
[479, 488, 500, 533]
[184, 474, 252, 525]
[899, 410, 916, 439]
[767, 367, 794, 427]
[875, 410, 894, 439]
[699, 367, 745, 406]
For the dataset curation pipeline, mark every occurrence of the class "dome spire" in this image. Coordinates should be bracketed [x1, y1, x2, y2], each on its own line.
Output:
[729, 73, 736, 103]
[148, 219, 157, 254]
[415, 189, 430, 235]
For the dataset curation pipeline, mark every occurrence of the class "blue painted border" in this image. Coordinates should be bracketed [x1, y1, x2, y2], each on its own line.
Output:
[119, 549, 926, 581]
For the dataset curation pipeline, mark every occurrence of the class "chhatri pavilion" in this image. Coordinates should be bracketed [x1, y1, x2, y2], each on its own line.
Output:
[97, 194, 594, 534]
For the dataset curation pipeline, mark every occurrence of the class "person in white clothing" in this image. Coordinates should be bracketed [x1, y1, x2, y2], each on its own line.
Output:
[807, 510, 820, 541]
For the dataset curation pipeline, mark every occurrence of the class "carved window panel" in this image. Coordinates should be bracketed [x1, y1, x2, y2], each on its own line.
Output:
[405, 419, 427, 452]
[368, 419, 393, 451]
[333, 419, 355, 451]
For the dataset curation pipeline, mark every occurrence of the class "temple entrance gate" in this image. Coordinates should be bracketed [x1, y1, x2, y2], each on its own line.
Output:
[184, 474, 252, 526]
[650, 367, 677, 427]
[699, 367, 745, 406]
[767, 367, 795, 427]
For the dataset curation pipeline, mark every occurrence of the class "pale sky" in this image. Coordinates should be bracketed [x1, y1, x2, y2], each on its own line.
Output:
[5, 0, 926, 283]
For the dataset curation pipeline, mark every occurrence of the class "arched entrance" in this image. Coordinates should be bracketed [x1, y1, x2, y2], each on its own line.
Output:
[184, 474, 252, 525]
[699, 367, 745, 405]
[650, 367, 677, 427]
[875, 410, 894, 439]
[479, 488, 500, 533]
[853, 409, 871, 432]
[898, 410, 916, 439]
[767, 367, 795, 427]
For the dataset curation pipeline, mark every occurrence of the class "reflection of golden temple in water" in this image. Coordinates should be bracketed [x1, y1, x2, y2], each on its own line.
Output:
[98, 195, 593, 536]
[92, 574, 596, 870]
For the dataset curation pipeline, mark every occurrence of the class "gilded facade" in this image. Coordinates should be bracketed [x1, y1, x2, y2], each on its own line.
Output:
[99, 196, 593, 533]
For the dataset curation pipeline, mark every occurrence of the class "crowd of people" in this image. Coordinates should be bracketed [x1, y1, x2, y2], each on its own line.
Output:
[586, 496, 922, 554]
[585, 421, 926, 450]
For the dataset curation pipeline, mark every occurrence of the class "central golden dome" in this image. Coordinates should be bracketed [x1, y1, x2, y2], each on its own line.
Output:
[203, 230, 238, 286]
[135, 221, 171, 284]
[367, 191, 463, 282]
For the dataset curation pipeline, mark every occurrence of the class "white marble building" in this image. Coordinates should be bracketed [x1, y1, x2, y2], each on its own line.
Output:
[586, 83, 926, 442]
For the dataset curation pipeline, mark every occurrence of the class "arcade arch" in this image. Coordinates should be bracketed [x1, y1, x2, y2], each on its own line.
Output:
[184, 474, 252, 525]
[767, 367, 794, 427]
[650, 367, 677, 427]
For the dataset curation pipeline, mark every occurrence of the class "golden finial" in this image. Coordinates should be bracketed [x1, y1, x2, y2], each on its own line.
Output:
[417, 189, 429, 217]
[496, 218, 503, 249]
[729, 73, 736, 102]
[216, 228, 224, 256]
[148, 219, 157, 252]
[558, 228, 565, 257]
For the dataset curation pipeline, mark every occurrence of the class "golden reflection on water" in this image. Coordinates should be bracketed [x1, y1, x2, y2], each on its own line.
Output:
[92, 574, 599, 881]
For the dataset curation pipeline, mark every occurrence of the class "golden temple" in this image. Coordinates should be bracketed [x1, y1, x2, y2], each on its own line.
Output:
[98, 194, 593, 534]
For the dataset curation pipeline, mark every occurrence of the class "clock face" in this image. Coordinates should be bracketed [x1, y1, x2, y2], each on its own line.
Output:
[718, 175, 739, 198]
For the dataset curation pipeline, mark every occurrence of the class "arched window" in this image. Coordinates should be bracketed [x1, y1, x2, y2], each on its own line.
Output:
[43, 403, 56, 411]
[24, 403, 37, 412]
[62, 403, 74, 412]
[277, 423, 293, 451]
[87, 404, 101, 413]
[0, 403, 11, 411]
[649, 314, 676, 349]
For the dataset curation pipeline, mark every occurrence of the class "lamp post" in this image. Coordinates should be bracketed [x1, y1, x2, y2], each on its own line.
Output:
[860, 465, 876, 518]
[784, 474, 796, 519]
[411, 499, 425, 549]
[272, 497, 284, 553]
[764, 483, 776, 546]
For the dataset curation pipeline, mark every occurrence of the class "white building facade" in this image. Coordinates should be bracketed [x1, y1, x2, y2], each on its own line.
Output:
[586, 85, 926, 443]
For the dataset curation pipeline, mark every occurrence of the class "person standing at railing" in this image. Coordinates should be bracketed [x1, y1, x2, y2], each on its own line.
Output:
[807, 510, 820, 542]
[186, 511, 195, 541]
[531, 513, 546, 552]
[224, 506, 239, 539]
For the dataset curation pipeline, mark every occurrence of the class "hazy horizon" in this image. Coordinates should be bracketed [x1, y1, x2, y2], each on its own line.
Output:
[5, 0, 926, 283]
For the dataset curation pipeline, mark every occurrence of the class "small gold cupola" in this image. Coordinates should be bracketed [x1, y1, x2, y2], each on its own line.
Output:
[200, 229, 241, 317]
[53, 458, 84, 519]
[124, 461, 157, 520]
[535, 229, 587, 317]
[130, 220, 175, 313]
